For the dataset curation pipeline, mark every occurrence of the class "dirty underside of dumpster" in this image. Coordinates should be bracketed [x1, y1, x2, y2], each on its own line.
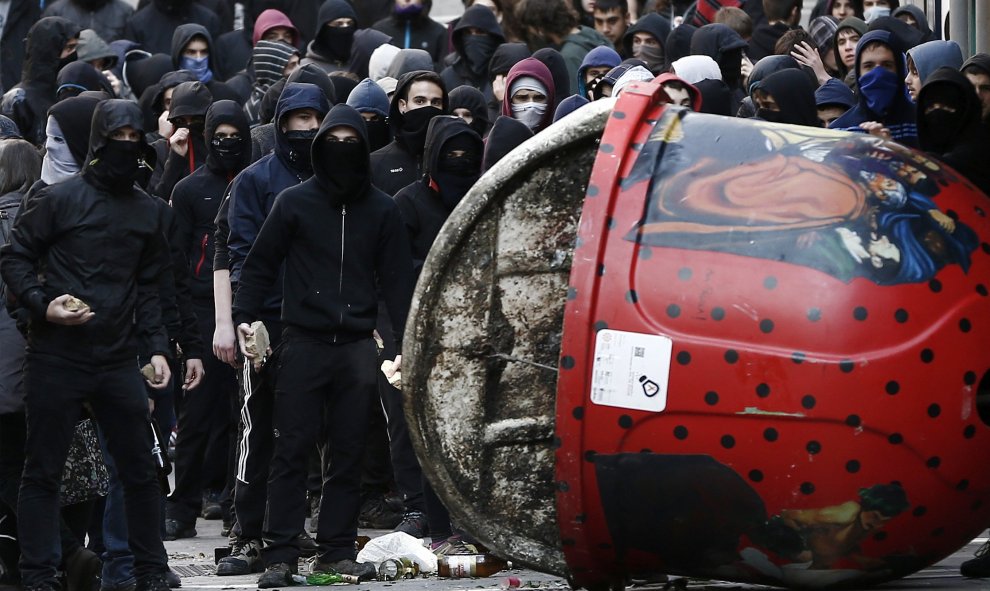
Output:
[404, 102, 613, 577]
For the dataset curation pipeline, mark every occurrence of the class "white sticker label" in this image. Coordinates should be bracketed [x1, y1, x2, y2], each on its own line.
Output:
[590, 329, 672, 412]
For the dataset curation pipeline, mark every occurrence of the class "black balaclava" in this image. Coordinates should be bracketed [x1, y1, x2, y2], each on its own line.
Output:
[433, 132, 481, 210]
[391, 71, 449, 156]
[311, 103, 370, 205]
[312, 0, 358, 62]
[85, 99, 155, 193]
[205, 99, 251, 176]
[449, 85, 490, 137]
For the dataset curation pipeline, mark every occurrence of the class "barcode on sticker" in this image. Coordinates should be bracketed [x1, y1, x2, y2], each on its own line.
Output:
[633, 347, 645, 358]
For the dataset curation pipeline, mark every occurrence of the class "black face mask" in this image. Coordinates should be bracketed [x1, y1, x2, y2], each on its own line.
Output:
[94, 139, 145, 191]
[314, 25, 355, 61]
[924, 108, 963, 152]
[398, 105, 442, 155]
[757, 108, 785, 124]
[434, 154, 480, 210]
[59, 51, 78, 70]
[211, 136, 245, 172]
[75, 0, 108, 10]
[462, 36, 499, 78]
[317, 141, 367, 202]
[283, 129, 318, 169]
[365, 118, 390, 152]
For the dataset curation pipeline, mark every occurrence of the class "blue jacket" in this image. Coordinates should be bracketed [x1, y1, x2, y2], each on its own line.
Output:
[227, 82, 330, 317]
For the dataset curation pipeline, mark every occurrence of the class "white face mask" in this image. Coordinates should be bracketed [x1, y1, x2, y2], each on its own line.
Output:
[40, 116, 80, 185]
[863, 6, 891, 23]
[510, 101, 547, 130]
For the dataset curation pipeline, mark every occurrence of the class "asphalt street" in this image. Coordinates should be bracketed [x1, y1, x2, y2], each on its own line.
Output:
[165, 519, 990, 591]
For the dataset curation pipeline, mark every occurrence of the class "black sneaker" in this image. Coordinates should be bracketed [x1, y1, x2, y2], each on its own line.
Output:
[163, 519, 197, 541]
[24, 582, 61, 591]
[257, 563, 296, 589]
[308, 495, 320, 534]
[216, 539, 262, 576]
[297, 531, 319, 557]
[394, 511, 428, 538]
[164, 569, 180, 589]
[357, 496, 402, 529]
[64, 546, 101, 591]
[962, 541, 990, 577]
[135, 574, 169, 591]
[314, 559, 376, 581]
[201, 491, 222, 520]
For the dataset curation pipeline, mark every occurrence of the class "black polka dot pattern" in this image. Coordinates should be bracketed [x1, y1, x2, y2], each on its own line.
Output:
[667, 304, 681, 318]
[704, 391, 719, 405]
[678, 267, 692, 281]
[853, 306, 868, 321]
[711, 307, 725, 320]
[673, 426, 688, 440]
[561, 356, 575, 369]
[721, 435, 735, 449]
[894, 309, 909, 323]
[759, 319, 774, 333]
[593, 320, 608, 332]
[802, 395, 816, 409]
[676, 351, 691, 365]
[618, 415, 633, 429]
[807, 308, 822, 322]
[724, 349, 739, 364]
[800, 482, 815, 495]
[625, 290, 638, 303]
[756, 383, 771, 398]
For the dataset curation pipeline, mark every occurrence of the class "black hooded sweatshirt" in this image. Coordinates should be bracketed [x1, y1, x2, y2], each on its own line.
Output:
[170, 24, 242, 104]
[172, 100, 252, 302]
[1, 17, 81, 146]
[149, 80, 213, 200]
[449, 85, 491, 138]
[124, 0, 221, 56]
[482, 114, 533, 172]
[394, 115, 483, 276]
[371, 0, 447, 67]
[758, 69, 821, 127]
[917, 67, 990, 196]
[233, 103, 415, 347]
[0, 0, 41, 94]
[303, 0, 359, 74]
[370, 70, 449, 196]
[690, 24, 748, 112]
[55, 61, 114, 100]
[0, 99, 170, 364]
[440, 5, 504, 99]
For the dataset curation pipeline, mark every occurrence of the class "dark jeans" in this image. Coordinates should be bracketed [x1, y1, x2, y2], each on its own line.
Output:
[167, 306, 235, 524]
[231, 319, 281, 541]
[262, 333, 375, 565]
[18, 354, 167, 587]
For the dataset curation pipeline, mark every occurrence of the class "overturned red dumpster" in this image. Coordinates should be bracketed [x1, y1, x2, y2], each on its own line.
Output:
[403, 79, 990, 590]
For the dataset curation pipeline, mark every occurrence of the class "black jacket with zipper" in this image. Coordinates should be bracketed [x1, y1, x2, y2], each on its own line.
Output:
[0, 100, 171, 365]
[233, 103, 415, 347]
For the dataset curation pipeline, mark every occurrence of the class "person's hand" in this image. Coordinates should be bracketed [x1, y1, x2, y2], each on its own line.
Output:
[158, 110, 173, 138]
[46, 294, 95, 325]
[103, 70, 122, 96]
[392, 354, 401, 374]
[183, 358, 205, 390]
[236, 322, 255, 359]
[740, 54, 754, 85]
[859, 121, 891, 140]
[146, 354, 172, 390]
[213, 320, 239, 366]
[169, 127, 190, 157]
[790, 41, 830, 86]
[929, 209, 956, 233]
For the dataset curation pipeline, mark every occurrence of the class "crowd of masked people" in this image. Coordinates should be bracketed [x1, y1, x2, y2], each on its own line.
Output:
[1, 0, 990, 589]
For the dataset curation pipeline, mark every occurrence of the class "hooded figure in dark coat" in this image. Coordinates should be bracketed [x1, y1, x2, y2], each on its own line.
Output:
[440, 6, 505, 103]
[502, 58, 556, 134]
[917, 67, 990, 196]
[170, 24, 241, 104]
[55, 61, 114, 101]
[690, 23, 747, 112]
[370, 70, 449, 196]
[39, 95, 103, 186]
[302, 0, 360, 74]
[755, 68, 821, 127]
[372, 0, 448, 68]
[0, 0, 42, 94]
[482, 115, 533, 171]
[891, 5, 936, 43]
[487, 42, 531, 122]
[829, 29, 918, 148]
[149, 80, 214, 199]
[1, 17, 81, 146]
[449, 85, 491, 138]
[394, 115, 483, 274]
[124, 0, 221, 56]
[622, 13, 672, 75]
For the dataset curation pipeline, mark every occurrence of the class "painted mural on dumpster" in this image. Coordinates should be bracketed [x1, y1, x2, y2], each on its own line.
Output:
[624, 109, 978, 285]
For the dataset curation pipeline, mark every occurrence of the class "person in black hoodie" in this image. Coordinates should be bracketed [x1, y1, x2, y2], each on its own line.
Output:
[170, 24, 242, 104]
[370, 70, 449, 196]
[690, 23, 748, 113]
[754, 68, 821, 126]
[372, 0, 448, 67]
[487, 42, 531, 122]
[917, 67, 990, 197]
[149, 81, 213, 200]
[481, 114, 533, 171]
[0, 0, 42, 94]
[302, 0, 360, 74]
[441, 5, 505, 101]
[621, 12, 672, 75]
[748, 0, 802, 62]
[0, 99, 172, 591]
[250, 64, 338, 162]
[1, 17, 81, 147]
[55, 62, 115, 101]
[449, 85, 491, 137]
[233, 103, 414, 587]
[124, 0, 221, 56]
[961, 54, 990, 123]
[217, 81, 330, 577]
[166, 100, 251, 538]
